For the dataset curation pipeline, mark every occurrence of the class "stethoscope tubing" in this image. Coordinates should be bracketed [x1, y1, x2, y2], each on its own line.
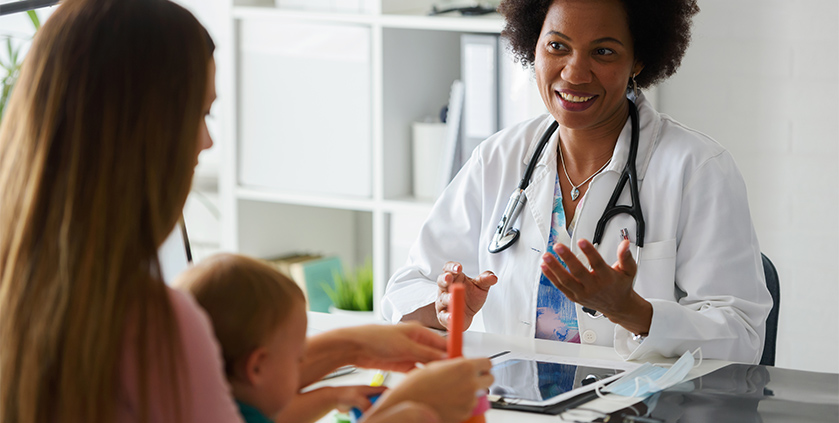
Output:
[489, 98, 645, 255]
[591, 100, 645, 248]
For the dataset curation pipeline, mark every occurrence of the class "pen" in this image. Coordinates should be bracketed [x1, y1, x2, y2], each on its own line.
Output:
[620, 227, 630, 241]
[488, 350, 511, 360]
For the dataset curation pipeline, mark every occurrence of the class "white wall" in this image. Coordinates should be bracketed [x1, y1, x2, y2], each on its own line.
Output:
[657, 0, 839, 373]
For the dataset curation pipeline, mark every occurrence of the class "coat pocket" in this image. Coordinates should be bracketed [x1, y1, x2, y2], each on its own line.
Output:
[634, 238, 677, 298]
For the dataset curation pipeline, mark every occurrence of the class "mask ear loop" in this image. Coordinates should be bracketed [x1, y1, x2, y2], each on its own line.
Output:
[594, 374, 653, 400]
[692, 347, 703, 368]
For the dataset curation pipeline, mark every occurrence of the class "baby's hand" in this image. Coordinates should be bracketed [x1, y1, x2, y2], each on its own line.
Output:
[328, 385, 387, 413]
[273, 385, 388, 423]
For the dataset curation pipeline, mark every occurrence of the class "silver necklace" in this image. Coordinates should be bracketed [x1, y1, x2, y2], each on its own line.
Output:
[558, 144, 612, 201]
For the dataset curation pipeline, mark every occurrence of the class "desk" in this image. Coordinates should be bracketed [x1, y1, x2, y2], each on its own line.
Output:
[305, 312, 838, 423]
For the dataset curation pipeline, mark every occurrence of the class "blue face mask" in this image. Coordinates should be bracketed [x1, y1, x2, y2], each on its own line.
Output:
[604, 349, 697, 398]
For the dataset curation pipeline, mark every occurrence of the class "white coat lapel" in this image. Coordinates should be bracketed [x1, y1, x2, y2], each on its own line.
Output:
[523, 122, 560, 250]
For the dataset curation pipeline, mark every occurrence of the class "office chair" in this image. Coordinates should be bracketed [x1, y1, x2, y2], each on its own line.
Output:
[760, 253, 780, 366]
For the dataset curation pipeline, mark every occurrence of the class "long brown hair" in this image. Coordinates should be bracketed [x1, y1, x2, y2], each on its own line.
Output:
[0, 0, 213, 422]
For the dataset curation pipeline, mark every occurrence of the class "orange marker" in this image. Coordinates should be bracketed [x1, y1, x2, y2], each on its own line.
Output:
[447, 283, 487, 423]
[448, 283, 465, 359]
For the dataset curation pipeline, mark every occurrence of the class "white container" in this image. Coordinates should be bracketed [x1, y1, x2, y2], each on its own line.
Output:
[411, 122, 447, 201]
[238, 20, 372, 198]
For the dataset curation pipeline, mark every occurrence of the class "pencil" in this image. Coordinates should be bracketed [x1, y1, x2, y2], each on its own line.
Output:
[448, 283, 465, 359]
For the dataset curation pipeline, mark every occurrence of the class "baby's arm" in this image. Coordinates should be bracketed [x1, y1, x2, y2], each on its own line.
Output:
[273, 385, 386, 423]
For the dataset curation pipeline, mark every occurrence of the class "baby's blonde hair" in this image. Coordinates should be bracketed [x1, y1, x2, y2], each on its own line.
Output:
[180, 253, 305, 377]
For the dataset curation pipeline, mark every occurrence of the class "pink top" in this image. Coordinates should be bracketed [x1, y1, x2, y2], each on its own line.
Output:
[117, 287, 243, 423]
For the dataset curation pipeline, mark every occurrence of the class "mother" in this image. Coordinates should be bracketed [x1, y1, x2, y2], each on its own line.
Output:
[383, 0, 773, 363]
[0, 1, 488, 422]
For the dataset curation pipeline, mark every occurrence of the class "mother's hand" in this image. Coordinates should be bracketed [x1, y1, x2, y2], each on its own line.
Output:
[344, 323, 448, 372]
[541, 239, 652, 335]
[435, 262, 497, 330]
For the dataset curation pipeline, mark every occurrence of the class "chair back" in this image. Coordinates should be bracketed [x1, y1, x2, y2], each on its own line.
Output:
[760, 253, 780, 366]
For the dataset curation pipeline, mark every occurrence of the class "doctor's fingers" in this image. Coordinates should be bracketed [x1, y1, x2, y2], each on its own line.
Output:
[437, 268, 467, 291]
[435, 292, 451, 328]
[576, 239, 613, 274]
[614, 239, 637, 277]
[442, 261, 463, 274]
[540, 254, 583, 300]
[550, 243, 595, 281]
[471, 271, 498, 290]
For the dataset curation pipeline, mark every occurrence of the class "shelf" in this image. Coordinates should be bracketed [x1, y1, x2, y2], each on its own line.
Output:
[380, 197, 435, 214]
[380, 11, 503, 33]
[237, 186, 437, 215]
[232, 6, 374, 25]
[237, 186, 376, 212]
[231, 6, 504, 33]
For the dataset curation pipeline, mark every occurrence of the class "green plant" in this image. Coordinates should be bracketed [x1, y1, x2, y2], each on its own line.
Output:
[0, 10, 41, 121]
[323, 259, 373, 312]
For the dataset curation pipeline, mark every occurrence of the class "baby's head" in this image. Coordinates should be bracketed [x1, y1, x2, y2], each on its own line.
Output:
[179, 253, 307, 418]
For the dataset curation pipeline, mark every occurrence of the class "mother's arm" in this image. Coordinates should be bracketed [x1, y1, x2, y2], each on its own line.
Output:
[298, 323, 447, 387]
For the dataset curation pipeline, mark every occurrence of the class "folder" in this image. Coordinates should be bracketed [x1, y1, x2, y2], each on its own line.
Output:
[460, 34, 498, 163]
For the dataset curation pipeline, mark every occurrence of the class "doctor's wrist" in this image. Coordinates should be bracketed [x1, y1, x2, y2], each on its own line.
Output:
[606, 293, 652, 337]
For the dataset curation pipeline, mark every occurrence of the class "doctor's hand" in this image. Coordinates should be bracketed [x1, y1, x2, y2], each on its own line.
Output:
[541, 239, 653, 336]
[435, 262, 497, 330]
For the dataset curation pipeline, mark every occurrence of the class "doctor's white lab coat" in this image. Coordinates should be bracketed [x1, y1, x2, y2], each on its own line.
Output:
[382, 94, 773, 363]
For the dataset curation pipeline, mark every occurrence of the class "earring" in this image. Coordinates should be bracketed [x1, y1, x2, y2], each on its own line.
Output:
[631, 73, 639, 97]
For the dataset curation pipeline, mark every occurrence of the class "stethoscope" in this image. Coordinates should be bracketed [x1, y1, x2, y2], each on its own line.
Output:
[487, 99, 645, 315]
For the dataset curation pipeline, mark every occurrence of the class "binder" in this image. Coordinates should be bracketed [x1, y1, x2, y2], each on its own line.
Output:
[440, 79, 464, 192]
[460, 34, 498, 164]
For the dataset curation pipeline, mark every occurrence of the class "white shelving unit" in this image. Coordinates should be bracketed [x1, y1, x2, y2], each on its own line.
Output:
[214, 0, 513, 317]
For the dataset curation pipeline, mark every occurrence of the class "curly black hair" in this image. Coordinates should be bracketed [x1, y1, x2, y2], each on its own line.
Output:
[498, 0, 700, 88]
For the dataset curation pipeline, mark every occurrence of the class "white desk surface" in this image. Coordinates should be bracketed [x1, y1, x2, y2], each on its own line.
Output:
[305, 312, 730, 423]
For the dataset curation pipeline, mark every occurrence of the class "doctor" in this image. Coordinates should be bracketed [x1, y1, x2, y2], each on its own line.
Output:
[382, 0, 773, 363]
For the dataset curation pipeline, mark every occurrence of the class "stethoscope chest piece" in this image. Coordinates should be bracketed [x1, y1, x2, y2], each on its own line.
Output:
[488, 228, 520, 253]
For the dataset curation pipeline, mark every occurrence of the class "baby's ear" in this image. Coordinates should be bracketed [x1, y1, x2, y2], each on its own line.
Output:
[243, 346, 269, 386]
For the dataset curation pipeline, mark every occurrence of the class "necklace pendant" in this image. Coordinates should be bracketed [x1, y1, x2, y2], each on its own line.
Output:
[570, 187, 580, 201]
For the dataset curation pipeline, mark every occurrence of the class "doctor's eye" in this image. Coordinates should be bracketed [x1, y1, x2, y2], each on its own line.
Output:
[548, 41, 568, 52]
[594, 47, 615, 56]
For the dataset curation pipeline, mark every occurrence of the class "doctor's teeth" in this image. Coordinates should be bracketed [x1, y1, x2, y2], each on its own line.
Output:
[560, 93, 593, 103]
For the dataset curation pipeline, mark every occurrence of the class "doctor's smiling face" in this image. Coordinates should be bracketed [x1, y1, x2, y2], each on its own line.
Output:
[534, 0, 643, 133]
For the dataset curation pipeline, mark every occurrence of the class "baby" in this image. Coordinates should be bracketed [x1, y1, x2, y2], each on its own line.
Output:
[179, 253, 384, 423]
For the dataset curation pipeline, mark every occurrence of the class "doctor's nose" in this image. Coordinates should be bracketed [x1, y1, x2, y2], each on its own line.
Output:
[561, 54, 593, 85]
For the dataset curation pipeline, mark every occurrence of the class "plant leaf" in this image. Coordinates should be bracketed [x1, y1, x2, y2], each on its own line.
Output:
[27, 11, 41, 31]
